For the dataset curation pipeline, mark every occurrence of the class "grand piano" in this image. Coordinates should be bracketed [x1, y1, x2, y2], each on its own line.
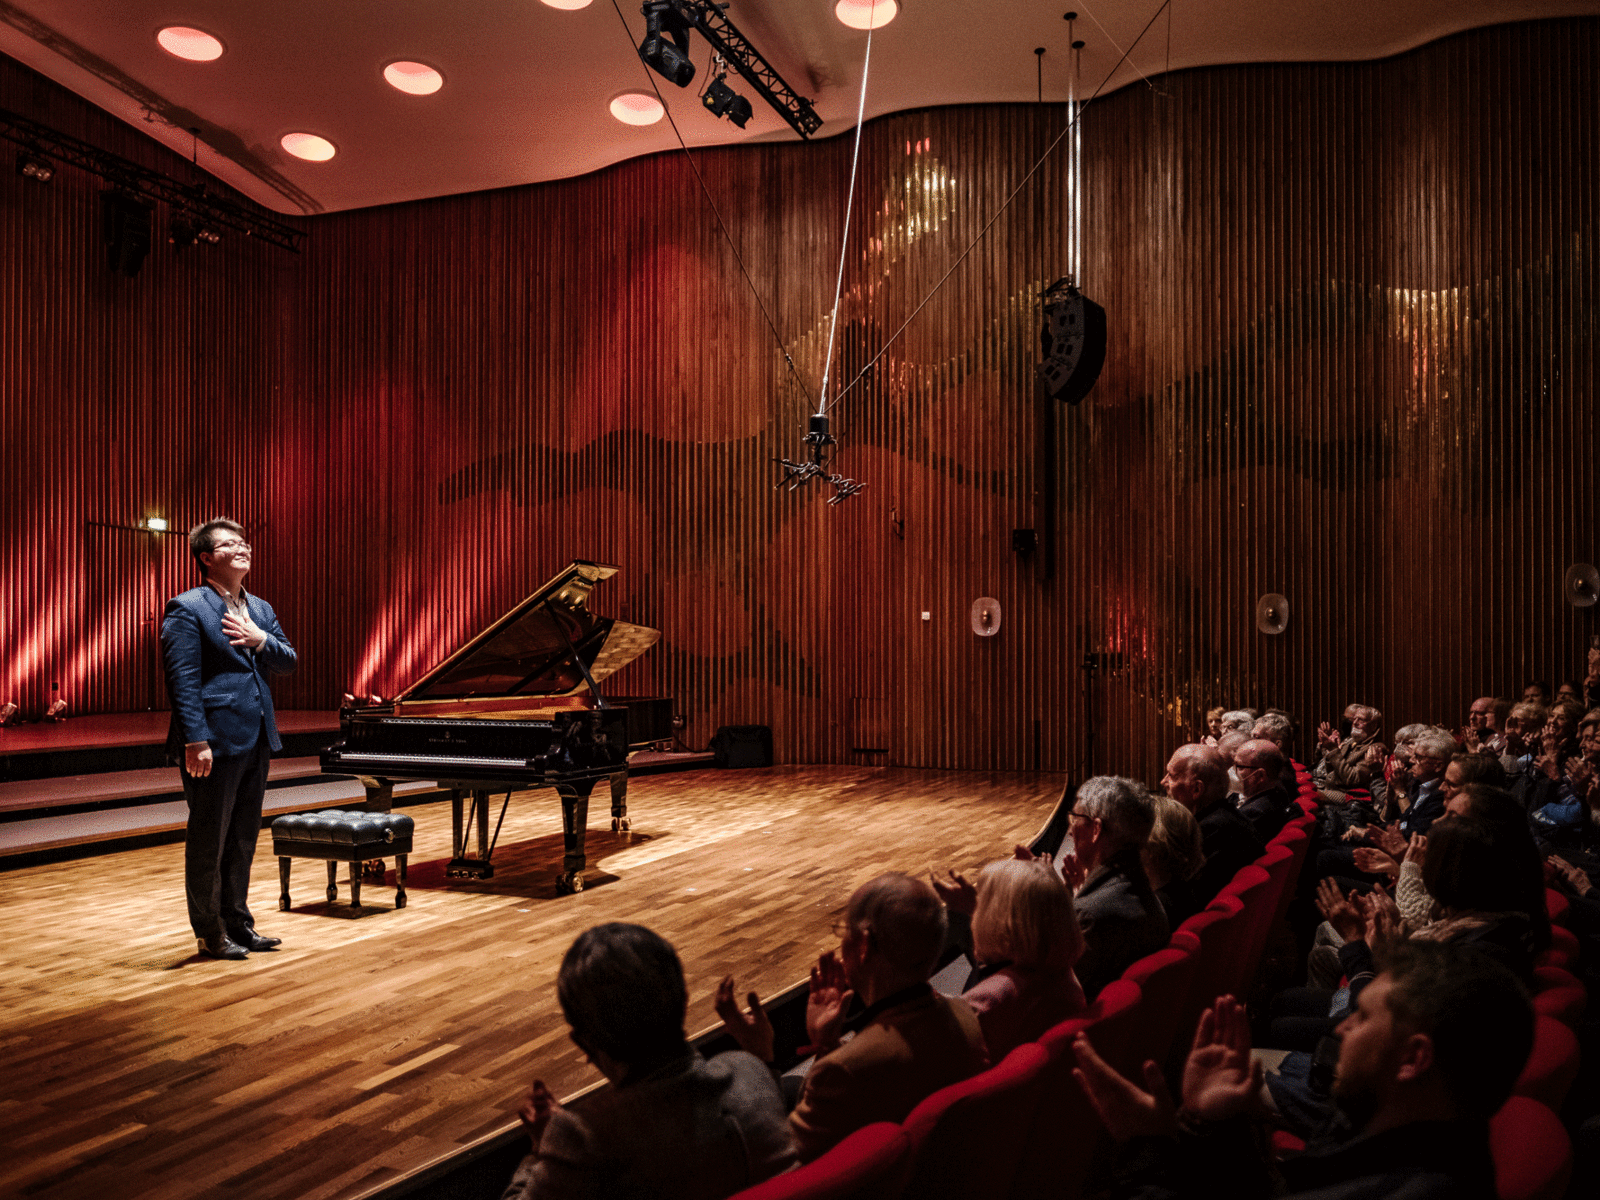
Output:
[319, 561, 673, 894]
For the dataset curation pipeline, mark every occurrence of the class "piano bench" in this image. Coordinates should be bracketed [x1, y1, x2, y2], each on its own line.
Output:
[271, 810, 415, 914]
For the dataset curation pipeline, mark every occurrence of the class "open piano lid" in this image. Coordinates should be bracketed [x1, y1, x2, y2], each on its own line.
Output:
[395, 561, 659, 702]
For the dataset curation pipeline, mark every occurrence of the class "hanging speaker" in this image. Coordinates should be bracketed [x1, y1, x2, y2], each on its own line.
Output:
[970, 597, 1002, 637]
[1564, 563, 1599, 608]
[1038, 277, 1106, 406]
[1256, 593, 1289, 635]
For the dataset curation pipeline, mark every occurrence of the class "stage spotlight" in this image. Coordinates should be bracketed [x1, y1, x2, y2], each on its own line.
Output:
[702, 76, 753, 128]
[0, 701, 18, 726]
[17, 153, 54, 182]
[145, 516, 169, 531]
[44, 699, 67, 721]
[170, 217, 221, 250]
[640, 1, 696, 87]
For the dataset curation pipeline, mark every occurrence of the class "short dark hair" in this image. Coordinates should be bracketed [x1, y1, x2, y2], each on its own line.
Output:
[1447, 753, 1507, 789]
[189, 518, 244, 577]
[1378, 939, 1533, 1118]
[1422, 816, 1533, 919]
[555, 923, 688, 1067]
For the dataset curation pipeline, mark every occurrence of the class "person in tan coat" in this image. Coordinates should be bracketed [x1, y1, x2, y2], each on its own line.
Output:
[785, 873, 988, 1161]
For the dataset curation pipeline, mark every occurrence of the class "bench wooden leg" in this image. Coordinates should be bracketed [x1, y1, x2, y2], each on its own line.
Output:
[326, 860, 338, 903]
[349, 859, 362, 910]
[396, 855, 408, 909]
[279, 857, 292, 911]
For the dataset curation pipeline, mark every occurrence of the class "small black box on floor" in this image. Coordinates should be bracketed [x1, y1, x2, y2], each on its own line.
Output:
[710, 725, 773, 768]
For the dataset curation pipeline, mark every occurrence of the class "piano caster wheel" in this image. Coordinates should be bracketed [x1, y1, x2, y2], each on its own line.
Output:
[364, 859, 385, 880]
[612, 816, 630, 833]
[326, 885, 338, 904]
[556, 870, 585, 896]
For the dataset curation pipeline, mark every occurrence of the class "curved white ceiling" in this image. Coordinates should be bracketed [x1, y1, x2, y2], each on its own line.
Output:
[0, 1, 1595, 215]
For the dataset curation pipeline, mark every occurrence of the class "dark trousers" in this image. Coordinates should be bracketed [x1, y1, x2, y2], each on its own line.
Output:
[183, 738, 270, 941]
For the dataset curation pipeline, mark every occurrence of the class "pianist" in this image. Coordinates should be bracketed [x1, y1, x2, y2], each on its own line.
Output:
[161, 519, 297, 961]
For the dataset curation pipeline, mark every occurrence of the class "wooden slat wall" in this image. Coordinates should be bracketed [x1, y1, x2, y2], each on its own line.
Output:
[2, 18, 1598, 782]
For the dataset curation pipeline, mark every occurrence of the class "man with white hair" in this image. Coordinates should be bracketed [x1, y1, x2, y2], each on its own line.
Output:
[1067, 776, 1169, 997]
[1395, 728, 1456, 838]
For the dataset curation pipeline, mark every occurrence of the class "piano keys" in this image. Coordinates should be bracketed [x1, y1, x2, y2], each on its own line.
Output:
[319, 561, 673, 894]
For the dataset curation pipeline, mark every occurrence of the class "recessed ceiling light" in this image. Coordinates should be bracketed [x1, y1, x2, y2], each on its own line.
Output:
[540, 0, 594, 9]
[835, 0, 899, 31]
[383, 61, 444, 95]
[281, 133, 337, 162]
[609, 92, 665, 126]
[157, 26, 224, 61]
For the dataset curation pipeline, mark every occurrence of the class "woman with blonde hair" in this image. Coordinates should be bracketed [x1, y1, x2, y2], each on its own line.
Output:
[961, 858, 1087, 1058]
[1143, 794, 1208, 924]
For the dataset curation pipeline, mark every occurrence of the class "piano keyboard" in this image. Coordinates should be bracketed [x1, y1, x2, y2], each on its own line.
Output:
[332, 751, 531, 769]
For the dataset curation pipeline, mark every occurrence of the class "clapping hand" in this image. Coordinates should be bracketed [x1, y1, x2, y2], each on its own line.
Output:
[1316, 878, 1366, 943]
[1402, 833, 1428, 871]
[1179, 996, 1264, 1124]
[1071, 1036, 1177, 1142]
[715, 975, 775, 1063]
[1359, 886, 1402, 954]
[805, 950, 854, 1056]
[1373, 823, 1407, 859]
[930, 868, 977, 917]
[1317, 721, 1341, 749]
[1351, 847, 1399, 879]
[517, 1079, 560, 1153]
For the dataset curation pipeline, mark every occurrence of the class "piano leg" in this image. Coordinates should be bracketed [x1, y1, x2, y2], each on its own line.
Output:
[609, 770, 630, 833]
[361, 784, 392, 880]
[446, 788, 496, 879]
[556, 780, 594, 895]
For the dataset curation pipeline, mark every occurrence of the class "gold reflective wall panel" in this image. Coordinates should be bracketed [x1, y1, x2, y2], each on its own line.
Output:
[1, 19, 1597, 780]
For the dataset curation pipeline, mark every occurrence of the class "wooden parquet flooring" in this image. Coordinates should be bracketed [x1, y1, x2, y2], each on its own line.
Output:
[0, 764, 1058, 1200]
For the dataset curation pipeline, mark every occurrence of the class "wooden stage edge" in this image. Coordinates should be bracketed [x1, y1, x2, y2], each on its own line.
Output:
[0, 764, 1063, 1200]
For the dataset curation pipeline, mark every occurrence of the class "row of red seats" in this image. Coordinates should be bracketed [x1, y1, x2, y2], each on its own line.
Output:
[733, 766, 1586, 1200]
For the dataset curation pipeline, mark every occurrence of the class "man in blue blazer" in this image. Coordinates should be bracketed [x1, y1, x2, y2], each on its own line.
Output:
[161, 518, 298, 960]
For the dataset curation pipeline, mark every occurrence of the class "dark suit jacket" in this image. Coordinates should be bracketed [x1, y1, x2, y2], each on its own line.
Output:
[1235, 782, 1295, 845]
[1073, 848, 1170, 998]
[161, 585, 297, 758]
[1193, 797, 1266, 903]
[789, 985, 987, 1162]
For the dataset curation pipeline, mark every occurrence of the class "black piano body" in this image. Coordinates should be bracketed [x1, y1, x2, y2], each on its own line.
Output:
[319, 561, 673, 894]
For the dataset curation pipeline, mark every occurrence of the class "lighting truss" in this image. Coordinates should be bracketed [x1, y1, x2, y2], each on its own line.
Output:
[653, 1, 823, 139]
[0, 106, 304, 253]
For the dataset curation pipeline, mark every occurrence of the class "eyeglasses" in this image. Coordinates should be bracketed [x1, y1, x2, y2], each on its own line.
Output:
[1068, 808, 1094, 821]
[210, 539, 251, 553]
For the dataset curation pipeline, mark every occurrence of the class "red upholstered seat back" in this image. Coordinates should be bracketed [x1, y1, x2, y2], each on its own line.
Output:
[1490, 1096, 1573, 1200]
[1119, 942, 1201, 1071]
[1513, 1014, 1581, 1110]
[729, 1122, 909, 1200]
[899, 1042, 1050, 1200]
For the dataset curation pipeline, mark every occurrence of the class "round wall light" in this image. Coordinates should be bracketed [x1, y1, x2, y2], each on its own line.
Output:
[157, 26, 224, 61]
[609, 92, 665, 126]
[383, 61, 444, 95]
[281, 132, 337, 162]
[835, 0, 900, 31]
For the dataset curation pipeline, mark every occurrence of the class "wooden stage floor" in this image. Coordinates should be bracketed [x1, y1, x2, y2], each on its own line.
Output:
[0, 764, 1059, 1200]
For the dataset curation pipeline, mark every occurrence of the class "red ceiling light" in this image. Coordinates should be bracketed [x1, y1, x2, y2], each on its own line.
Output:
[609, 92, 665, 126]
[156, 27, 225, 62]
[835, 0, 899, 31]
[384, 61, 444, 95]
[281, 133, 337, 162]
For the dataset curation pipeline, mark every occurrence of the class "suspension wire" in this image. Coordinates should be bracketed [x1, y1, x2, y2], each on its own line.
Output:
[607, 0, 815, 408]
[1080, 3, 1159, 91]
[816, 18, 877, 416]
[822, 0, 1172, 417]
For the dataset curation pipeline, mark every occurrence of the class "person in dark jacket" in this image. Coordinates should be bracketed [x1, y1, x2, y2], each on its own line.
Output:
[1067, 776, 1169, 998]
[1162, 744, 1265, 904]
[1072, 940, 1533, 1200]
[1232, 739, 1297, 844]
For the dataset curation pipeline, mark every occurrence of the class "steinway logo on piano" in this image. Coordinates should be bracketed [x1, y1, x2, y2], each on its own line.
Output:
[424, 733, 469, 747]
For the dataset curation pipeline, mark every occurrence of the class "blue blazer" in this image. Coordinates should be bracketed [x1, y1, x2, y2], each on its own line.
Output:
[161, 586, 298, 758]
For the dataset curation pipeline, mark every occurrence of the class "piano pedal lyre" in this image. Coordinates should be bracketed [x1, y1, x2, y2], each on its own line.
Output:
[363, 858, 385, 879]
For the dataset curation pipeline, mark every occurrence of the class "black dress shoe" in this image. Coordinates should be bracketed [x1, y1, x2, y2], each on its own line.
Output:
[198, 934, 249, 960]
[230, 929, 282, 952]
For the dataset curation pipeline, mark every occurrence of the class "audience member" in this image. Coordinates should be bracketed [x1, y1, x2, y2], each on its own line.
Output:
[1462, 695, 1508, 755]
[1232, 738, 1296, 843]
[961, 859, 1087, 1059]
[1073, 941, 1534, 1200]
[1066, 776, 1169, 998]
[1216, 730, 1250, 794]
[1218, 709, 1255, 736]
[1390, 728, 1455, 837]
[1160, 744, 1264, 905]
[1203, 706, 1226, 746]
[1143, 794, 1207, 927]
[784, 873, 987, 1161]
[1529, 707, 1600, 844]
[503, 923, 796, 1200]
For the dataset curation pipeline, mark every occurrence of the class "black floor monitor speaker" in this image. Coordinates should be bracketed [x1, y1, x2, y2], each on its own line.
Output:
[710, 725, 773, 768]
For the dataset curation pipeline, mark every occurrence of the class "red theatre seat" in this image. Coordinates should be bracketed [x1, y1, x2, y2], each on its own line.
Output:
[1544, 888, 1570, 928]
[899, 1042, 1050, 1200]
[1537, 924, 1580, 971]
[1490, 1096, 1573, 1200]
[1119, 941, 1202, 1071]
[1216, 866, 1274, 1001]
[1170, 895, 1247, 1072]
[1514, 1015, 1581, 1110]
[730, 1122, 910, 1200]
[1010, 1016, 1097, 1200]
[1531, 965, 1587, 1028]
